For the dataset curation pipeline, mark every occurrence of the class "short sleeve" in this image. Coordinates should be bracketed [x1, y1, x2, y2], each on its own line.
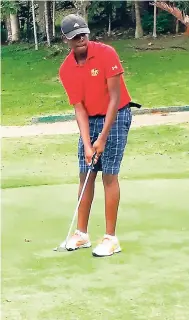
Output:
[59, 64, 82, 105]
[103, 45, 124, 79]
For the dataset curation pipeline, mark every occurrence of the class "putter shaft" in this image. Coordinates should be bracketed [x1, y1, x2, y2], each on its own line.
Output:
[64, 167, 92, 247]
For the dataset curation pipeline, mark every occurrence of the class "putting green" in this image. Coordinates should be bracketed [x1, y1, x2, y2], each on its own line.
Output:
[2, 124, 189, 319]
[2, 179, 189, 320]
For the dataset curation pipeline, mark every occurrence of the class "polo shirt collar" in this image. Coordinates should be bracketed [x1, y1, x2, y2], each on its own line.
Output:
[70, 41, 95, 65]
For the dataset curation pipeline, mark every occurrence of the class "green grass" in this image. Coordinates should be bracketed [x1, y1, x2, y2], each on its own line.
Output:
[2, 37, 189, 125]
[1, 124, 189, 319]
[1, 124, 189, 189]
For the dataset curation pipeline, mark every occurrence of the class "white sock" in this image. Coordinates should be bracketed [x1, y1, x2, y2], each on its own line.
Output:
[76, 229, 88, 236]
[104, 234, 117, 241]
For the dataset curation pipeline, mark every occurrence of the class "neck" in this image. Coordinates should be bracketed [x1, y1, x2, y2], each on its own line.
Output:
[74, 50, 88, 64]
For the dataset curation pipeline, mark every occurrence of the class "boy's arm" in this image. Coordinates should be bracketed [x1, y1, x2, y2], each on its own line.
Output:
[93, 46, 125, 157]
[74, 103, 94, 165]
[59, 65, 93, 164]
[99, 75, 120, 141]
[93, 75, 120, 156]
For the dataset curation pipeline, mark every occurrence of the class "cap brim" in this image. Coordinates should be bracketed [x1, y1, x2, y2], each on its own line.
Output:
[64, 27, 90, 40]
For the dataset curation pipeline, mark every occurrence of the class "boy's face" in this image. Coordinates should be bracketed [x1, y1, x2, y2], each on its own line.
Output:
[67, 34, 89, 55]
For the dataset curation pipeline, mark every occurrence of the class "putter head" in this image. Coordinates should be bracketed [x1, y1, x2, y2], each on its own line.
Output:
[53, 240, 67, 252]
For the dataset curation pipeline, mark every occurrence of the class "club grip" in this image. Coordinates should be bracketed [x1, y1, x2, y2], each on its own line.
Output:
[89, 153, 97, 168]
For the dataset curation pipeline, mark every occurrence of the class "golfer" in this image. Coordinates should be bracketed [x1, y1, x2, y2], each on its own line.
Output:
[59, 14, 132, 257]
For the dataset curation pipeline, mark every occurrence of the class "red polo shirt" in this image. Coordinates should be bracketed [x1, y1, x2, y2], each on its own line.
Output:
[59, 41, 131, 116]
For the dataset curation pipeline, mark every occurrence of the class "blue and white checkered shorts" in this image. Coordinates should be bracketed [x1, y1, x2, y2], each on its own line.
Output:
[78, 106, 132, 175]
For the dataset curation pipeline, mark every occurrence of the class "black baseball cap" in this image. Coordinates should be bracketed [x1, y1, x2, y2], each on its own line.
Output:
[61, 14, 90, 40]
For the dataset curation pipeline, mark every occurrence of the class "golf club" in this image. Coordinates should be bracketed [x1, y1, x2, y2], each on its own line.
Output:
[53, 153, 96, 252]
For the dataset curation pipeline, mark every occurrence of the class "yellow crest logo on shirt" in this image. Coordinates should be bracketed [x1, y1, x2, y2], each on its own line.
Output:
[91, 68, 99, 76]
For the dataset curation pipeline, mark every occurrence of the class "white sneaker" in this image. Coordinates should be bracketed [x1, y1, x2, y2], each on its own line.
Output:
[58, 230, 91, 251]
[92, 234, 121, 257]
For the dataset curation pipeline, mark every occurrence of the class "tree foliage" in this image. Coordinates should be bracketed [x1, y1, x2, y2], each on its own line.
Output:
[1, 1, 189, 46]
[1, 0, 19, 17]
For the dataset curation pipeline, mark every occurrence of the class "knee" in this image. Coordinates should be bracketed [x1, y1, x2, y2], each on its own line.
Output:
[102, 174, 118, 187]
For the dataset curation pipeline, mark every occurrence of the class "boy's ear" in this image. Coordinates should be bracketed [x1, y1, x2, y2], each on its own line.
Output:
[62, 35, 67, 44]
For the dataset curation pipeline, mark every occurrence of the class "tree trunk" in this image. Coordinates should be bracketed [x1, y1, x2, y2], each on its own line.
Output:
[184, 25, 189, 36]
[44, 1, 51, 46]
[153, 0, 157, 38]
[134, 1, 143, 39]
[10, 13, 20, 42]
[52, 0, 55, 38]
[47, 1, 53, 40]
[108, 13, 111, 37]
[37, 0, 45, 39]
[73, 1, 90, 23]
[175, 19, 179, 34]
[5, 16, 12, 43]
[131, 1, 135, 23]
[31, 0, 38, 50]
[26, 1, 30, 41]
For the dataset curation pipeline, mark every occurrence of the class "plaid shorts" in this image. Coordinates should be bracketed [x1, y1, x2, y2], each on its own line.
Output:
[78, 105, 132, 175]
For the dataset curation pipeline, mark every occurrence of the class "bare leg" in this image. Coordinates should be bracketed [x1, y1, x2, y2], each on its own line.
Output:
[77, 172, 97, 233]
[102, 174, 120, 236]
